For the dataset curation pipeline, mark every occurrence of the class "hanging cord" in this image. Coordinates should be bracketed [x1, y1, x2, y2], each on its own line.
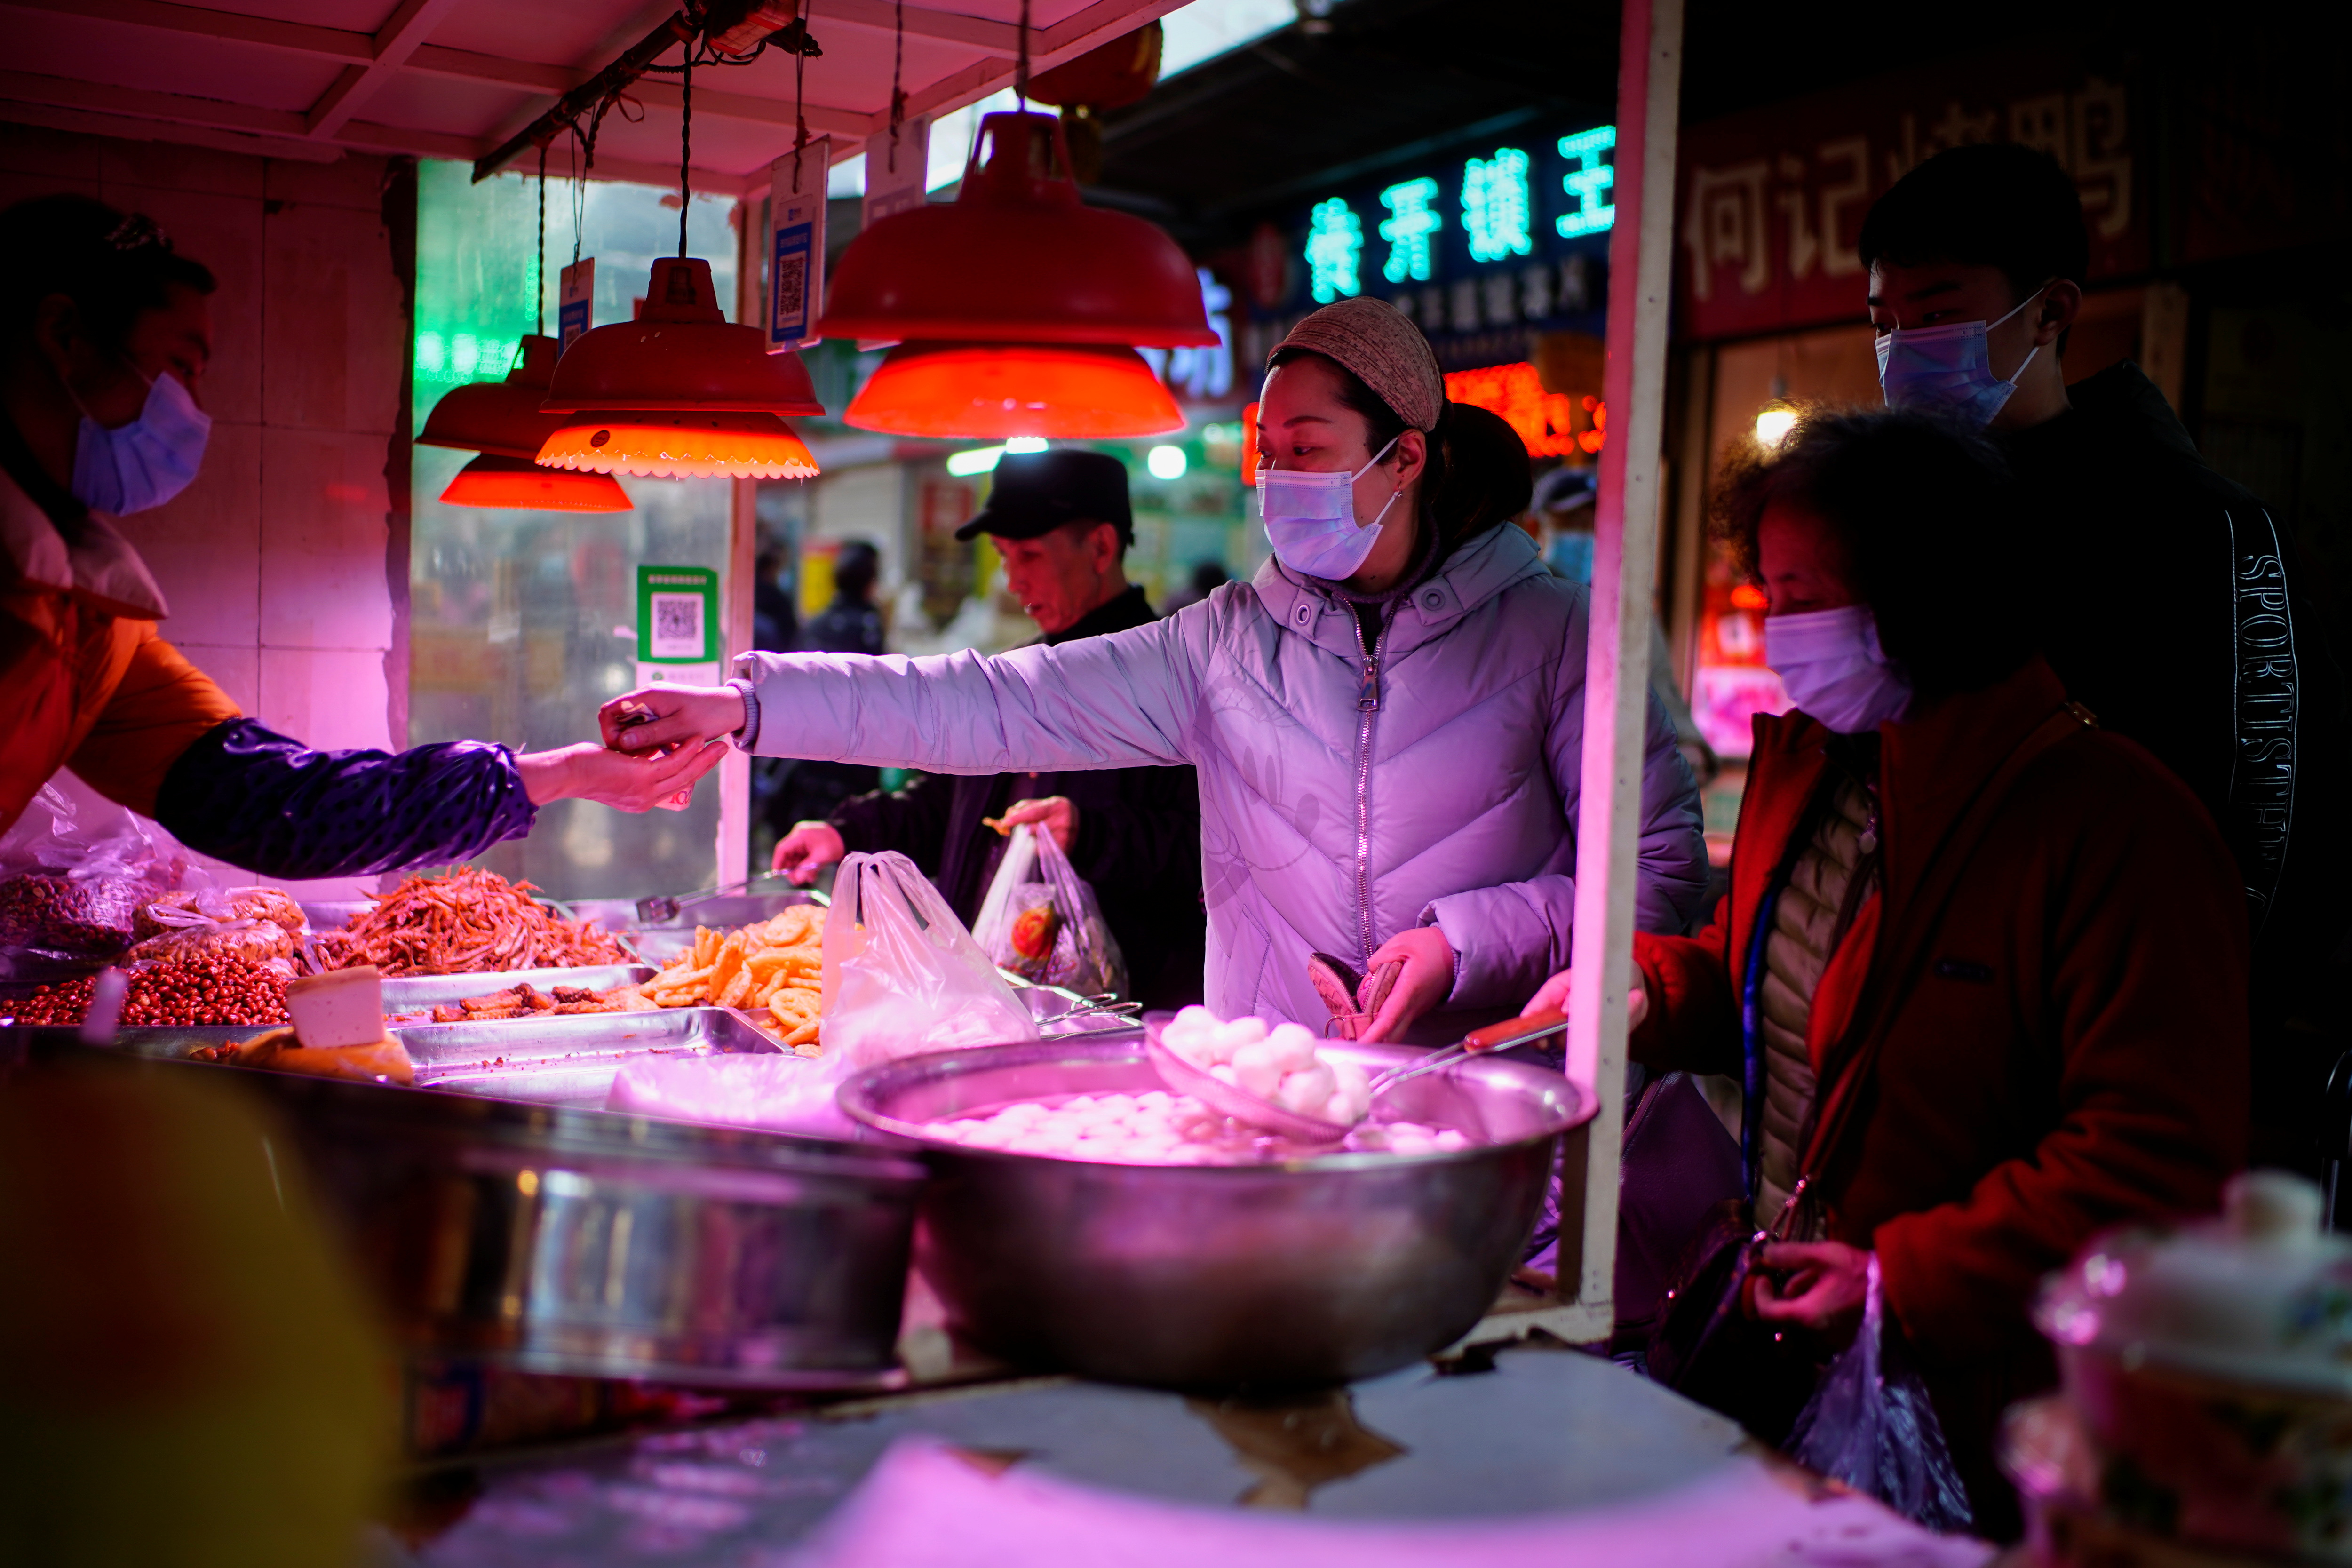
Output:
[1015, 0, 1030, 106]
[677, 46, 693, 256]
[534, 142, 548, 337]
[569, 119, 586, 268]
[888, 0, 906, 173]
[791, 5, 810, 190]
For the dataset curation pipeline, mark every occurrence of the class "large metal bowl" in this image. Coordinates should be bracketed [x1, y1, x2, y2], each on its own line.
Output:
[4, 1029, 925, 1389]
[838, 1036, 1592, 1390]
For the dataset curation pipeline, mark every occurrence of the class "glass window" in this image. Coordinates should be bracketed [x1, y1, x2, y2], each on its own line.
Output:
[411, 159, 741, 901]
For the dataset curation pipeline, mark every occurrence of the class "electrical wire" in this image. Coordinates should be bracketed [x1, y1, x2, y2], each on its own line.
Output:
[678, 46, 692, 257]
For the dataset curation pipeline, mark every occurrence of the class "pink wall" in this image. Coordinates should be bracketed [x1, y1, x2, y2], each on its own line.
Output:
[0, 126, 412, 892]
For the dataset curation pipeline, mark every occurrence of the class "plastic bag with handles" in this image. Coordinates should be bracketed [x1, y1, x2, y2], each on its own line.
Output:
[969, 822, 1128, 1000]
[1786, 1253, 1976, 1533]
[819, 850, 1038, 1070]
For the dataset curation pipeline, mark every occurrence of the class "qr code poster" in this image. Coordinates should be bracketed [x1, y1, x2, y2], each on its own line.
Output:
[635, 565, 719, 663]
[767, 143, 827, 351]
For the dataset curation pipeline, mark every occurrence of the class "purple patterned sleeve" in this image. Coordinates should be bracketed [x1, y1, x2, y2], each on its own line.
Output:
[154, 719, 538, 878]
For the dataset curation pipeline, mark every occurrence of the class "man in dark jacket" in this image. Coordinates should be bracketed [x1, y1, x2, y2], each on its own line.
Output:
[771, 452, 1206, 1008]
[1860, 143, 2350, 1163]
[764, 540, 884, 832]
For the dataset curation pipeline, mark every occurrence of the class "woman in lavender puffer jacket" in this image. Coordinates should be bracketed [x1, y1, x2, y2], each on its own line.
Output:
[606, 300, 1708, 1043]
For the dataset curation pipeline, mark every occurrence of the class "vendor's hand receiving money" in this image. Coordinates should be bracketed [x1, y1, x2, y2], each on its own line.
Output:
[517, 740, 724, 813]
[1356, 926, 1455, 1043]
[984, 796, 1079, 853]
[771, 820, 847, 885]
[1520, 969, 1649, 1032]
[599, 684, 746, 756]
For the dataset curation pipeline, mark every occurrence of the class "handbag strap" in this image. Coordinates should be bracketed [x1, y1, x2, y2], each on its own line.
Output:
[1789, 702, 2093, 1210]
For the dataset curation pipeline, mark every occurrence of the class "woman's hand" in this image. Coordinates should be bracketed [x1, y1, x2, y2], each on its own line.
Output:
[1519, 969, 1649, 1031]
[516, 740, 725, 812]
[1358, 926, 1455, 1042]
[988, 796, 1079, 853]
[771, 820, 847, 885]
[598, 685, 746, 755]
[1751, 1241, 1872, 1339]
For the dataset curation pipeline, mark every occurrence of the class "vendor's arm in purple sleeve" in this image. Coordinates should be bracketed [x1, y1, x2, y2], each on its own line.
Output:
[152, 718, 537, 879]
[1423, 680, 1706, 1011]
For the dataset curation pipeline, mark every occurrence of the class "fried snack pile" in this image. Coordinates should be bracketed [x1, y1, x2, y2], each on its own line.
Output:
[644, 907, 826, 1054]
[422, 981, 651, 1024]
[319, 868, 628, 976]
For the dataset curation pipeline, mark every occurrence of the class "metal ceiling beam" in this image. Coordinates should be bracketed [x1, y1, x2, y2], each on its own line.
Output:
[305, 0, 472, 137]
[0, 0, 370, 62]
[0, 97, 348, 162]
[817, 0, 1023, 58]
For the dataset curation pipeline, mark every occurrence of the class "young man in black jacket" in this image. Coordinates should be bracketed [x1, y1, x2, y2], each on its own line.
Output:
[1860, 143, 2350, 1162]
[771, 450, 1207, 1008]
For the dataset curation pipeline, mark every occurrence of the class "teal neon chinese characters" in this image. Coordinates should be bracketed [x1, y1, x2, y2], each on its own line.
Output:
[1379, 177, 1442, 284]
[1462, 147, 1534, 263]
[1557, 125, 1616, 238]
[1305, 198, 1364, 303]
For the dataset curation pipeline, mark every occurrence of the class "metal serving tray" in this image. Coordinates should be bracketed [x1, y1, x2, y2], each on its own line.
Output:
[397, 1006, 780, 1109]
[379, 963, 655, 1014]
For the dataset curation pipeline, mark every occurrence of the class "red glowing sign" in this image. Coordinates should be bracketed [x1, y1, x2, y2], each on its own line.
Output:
[1440, 362, 1602, 457]
[1241, 400, 1260, 486]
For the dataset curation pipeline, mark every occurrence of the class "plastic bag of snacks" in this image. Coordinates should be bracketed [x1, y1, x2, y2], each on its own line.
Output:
[0, 784, 195, 968]
[123, 886, 305, 968]
[969, 823, 1128, 999]
[821, 851, 1037, 1070]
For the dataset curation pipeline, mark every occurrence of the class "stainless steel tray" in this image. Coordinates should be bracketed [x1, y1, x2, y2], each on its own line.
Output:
[380, 963, 654, 1014]
[398, 1005, 780, 1108]
[3, 1027, 922, 1389]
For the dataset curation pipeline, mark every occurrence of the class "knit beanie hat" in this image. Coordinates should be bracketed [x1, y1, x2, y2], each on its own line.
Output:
[1268, 297, 1446, 433]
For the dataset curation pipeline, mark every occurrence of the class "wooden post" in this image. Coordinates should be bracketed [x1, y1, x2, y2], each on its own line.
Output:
[1559, 0, 1685, 1341]
[718, 197, 761, 890]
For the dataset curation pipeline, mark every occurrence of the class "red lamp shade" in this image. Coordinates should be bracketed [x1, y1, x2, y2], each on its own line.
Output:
[844, 342, 1183, 438]
[538, 411, 820, 479]
[541, 258, 823, 414]
[440, 454, 632, 512]
[418, 334, 570, 458]
[818, 113, 1217, 348]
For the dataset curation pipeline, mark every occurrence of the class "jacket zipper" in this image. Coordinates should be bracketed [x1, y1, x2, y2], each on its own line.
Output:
[1351, 609, 1386, 964]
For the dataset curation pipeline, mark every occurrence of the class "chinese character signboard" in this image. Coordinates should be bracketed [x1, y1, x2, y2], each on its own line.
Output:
[1675, 52, 2142, 340]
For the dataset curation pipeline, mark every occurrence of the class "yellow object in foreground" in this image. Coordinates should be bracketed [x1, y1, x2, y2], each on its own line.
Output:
[645, 905, 826, 1053]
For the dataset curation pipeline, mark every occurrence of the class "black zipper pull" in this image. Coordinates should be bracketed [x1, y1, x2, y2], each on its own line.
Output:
[1358, 656, 1381, 712]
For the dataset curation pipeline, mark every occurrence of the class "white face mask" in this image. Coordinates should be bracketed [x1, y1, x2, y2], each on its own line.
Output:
[1765, 605, 1913, 733]
[1874, 285, 2049, 429]
[1258, 433, 1403, 581]
[70, 366, 211, 515]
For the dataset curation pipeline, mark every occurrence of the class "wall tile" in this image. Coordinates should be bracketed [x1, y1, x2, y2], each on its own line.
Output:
[107, 184, 267, 427]
[97, 138, 263, 202]
[0, 125, 103, 182]
[263, 154, 391, 214]
[168, 642, 260, 715]
[262, 199, 404, 436]
[259, 426, 394, 651]
[111, 421, 262, 646]
[259, 646, 390, 752]
[0, 167, 101, 211]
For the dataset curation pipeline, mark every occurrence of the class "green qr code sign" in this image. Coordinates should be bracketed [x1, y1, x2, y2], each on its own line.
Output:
[636, 565, 720, 663]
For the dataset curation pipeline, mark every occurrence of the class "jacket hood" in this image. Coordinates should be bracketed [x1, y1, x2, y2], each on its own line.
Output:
[1250, 522, 1552, 661]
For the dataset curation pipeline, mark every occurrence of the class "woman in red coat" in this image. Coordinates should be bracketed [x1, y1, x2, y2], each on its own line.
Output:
[1526, 410, 2249, 1532]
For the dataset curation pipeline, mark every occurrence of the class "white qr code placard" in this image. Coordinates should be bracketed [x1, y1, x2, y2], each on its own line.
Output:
[649, 592, 704, 659]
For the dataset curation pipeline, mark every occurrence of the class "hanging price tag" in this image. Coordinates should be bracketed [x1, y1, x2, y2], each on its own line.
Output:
[557, 257, 596, 355]
[768, 138, 829, 352]
[862, 117, 929, 230]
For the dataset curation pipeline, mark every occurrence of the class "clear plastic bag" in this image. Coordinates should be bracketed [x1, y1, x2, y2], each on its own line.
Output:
[819, 850, 1038, 1071]
[123, 886, 305, 968]
[1787, 1254, 1976, 1534]
[969, 823, 1128, 999]
[0, 783, 200, 967]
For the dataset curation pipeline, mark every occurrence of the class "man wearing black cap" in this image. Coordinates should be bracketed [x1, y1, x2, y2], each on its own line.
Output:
[771, 449, 1207, 1008]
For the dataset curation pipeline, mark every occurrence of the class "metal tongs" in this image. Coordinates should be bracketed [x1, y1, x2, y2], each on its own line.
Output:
[636, 875, 831, 926]
[1144, 1008, 1570, 1144]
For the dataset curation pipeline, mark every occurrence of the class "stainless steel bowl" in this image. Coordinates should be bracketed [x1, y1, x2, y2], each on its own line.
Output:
[5, 1029, 924, 1389]
[838, 1036, 1592, 1390]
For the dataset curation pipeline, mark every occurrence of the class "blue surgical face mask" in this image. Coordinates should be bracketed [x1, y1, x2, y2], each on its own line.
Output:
[1875, 285, 2048, 429]
[1258, 433, 1403, 581]
[1764, 605, 1913, 734]
[71, 366, 211, 515]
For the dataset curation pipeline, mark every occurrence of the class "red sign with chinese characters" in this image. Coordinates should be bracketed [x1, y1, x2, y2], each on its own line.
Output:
[1675, 49, 2144, 341]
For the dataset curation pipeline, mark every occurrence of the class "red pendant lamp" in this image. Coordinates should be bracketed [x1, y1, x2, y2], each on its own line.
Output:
[539, 256, 823, 479]
[822, 111, 1214, 438]
[419, 334, 634, 511]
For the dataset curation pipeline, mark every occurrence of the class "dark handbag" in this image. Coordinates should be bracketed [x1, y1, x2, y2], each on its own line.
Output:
[1645, 707, 2090, 1443]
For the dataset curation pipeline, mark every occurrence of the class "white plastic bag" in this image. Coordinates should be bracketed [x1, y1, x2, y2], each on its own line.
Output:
[969, 824, 1127, 998]
[820, 851, 1037, 1070]
[0, 782, 202, 966]
[1787, 1254, 1975, 1533]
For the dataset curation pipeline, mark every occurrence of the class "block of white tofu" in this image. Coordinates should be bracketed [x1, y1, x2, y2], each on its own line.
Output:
[285, 965, 387, 1050]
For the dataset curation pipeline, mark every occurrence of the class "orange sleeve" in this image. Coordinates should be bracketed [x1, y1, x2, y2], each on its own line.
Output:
[66, 630, 243, 817]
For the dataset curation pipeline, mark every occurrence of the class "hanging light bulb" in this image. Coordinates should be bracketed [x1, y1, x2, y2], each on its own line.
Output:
[819, 111, 1212, 438]
[420, 334, 636, 512]
[845, 342, 1179, 438]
